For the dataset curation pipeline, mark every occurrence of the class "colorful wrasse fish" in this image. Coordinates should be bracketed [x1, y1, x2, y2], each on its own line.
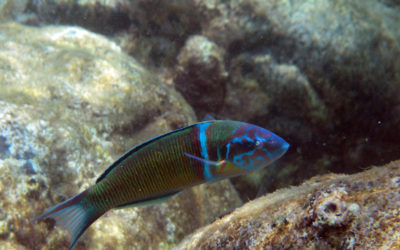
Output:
[32, 120, 289, 249]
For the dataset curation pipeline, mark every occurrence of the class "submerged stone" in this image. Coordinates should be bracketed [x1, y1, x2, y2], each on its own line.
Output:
[0, 136, 9, 159]
[174, 35, 227, 117]
[6, 0, 399, 181]
[178, 160, 400, 249]
[0, 22, 241, 249]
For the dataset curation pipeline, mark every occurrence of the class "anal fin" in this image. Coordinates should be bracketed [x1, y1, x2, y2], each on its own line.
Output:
[115, 191, 180, 209]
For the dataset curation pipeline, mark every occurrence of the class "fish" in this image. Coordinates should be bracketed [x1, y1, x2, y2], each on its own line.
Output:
[31, 120, 289, 249]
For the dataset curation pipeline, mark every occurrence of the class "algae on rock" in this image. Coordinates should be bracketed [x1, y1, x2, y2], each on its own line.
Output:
[9, 0, 400, 191]
[178, 160, 400, 249]
[0, 22, 242, 249]
[174, 35, 227, 117]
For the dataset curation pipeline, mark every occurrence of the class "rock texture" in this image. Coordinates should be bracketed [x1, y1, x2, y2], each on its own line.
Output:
[7, 0, 400, 192]
[178, 160, 400, 249]
[0, 22, 242, 250]
[186, 0, 400, 198]
[0, 22, 195, 152]
[1, 1, 400, 247]
[0, 0, 28, 21]
[174, 35, 227, 117]
[189, 0, 400, 184]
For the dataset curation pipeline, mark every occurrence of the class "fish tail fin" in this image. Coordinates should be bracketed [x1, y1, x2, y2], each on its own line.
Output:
[31, 189, 106, 250]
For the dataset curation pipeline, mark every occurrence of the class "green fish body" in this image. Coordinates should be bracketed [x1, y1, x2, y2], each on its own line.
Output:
[32, 120, 289, 249]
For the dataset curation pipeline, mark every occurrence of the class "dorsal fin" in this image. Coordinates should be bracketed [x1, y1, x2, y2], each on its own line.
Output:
[202, 114, 216, 121]
[96, 122, 207, 183]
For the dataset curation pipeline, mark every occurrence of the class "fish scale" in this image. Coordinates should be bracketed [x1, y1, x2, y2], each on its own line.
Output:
[32, 120, 289, 249]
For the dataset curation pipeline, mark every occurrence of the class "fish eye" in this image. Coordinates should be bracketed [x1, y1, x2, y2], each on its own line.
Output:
[255, 140, 263, 149]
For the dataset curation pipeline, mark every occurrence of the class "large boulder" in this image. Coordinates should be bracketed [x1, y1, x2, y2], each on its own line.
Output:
[2, 0, 400, 232]
[178, 160, 400, 249]
[0, 0, 28, 21]
[173, 0, 400, 197]
[12, 2, 400, 174]
[186, 0, 400, 170]
[0, 22, 242, 249]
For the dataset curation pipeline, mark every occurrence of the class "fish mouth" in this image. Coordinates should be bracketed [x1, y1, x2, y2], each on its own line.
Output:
[277, 141, 290, 157]
[282, 141, 290, 152]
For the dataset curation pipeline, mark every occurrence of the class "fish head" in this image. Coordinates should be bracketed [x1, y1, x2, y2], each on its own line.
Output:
[224, 124, 289, 172]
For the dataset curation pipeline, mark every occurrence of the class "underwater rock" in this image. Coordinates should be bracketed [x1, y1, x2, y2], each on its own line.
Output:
[27, 0, 130, 34]
[378, 0, 400, 7]
[178, 160, 400, 249]
[0, 22, 195, 152]
[0, 22, 242, 249]
[174, 35, 227, 117]
[223, 54, 326, 130]
[2, 0, 399, 239]
[29, 0, 201, 67]
[22, 1, 400, 161]
[73, 0, 400, 179]
[0, 0, 28, 22]
[194, 0, 400, 146]
[78, 179, 242, 250]
[188, 0, 400, 196]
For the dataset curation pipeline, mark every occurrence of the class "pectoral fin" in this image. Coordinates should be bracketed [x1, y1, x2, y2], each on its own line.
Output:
[184, 153, 225, 166]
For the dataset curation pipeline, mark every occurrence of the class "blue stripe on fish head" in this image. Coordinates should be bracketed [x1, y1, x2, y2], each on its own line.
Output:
[226, 124, 289, 171]
[197, 122, 214, 180]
